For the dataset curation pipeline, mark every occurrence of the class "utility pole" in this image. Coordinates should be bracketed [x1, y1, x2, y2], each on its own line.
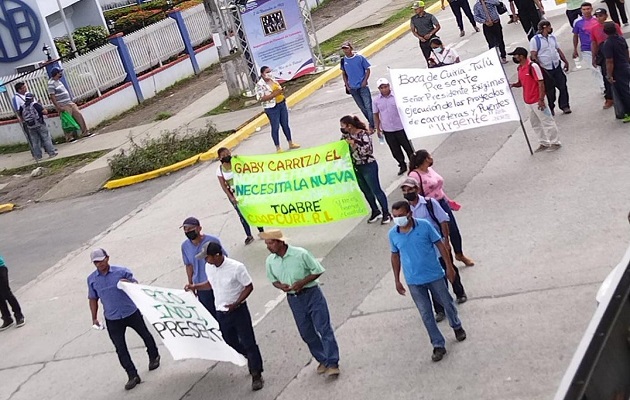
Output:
[202, 0, 247, 97]
[56, 0, 77, 56]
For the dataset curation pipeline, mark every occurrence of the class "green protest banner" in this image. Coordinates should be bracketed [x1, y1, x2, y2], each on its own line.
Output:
[232, 140, 368, 227]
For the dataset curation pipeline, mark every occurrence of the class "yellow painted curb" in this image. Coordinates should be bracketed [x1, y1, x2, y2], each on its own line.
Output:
[104, 2, 441, 189]
[0, 203, 15, 214]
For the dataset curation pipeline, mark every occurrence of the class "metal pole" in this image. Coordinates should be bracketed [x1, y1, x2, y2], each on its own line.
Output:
[56, 0, 78, 55]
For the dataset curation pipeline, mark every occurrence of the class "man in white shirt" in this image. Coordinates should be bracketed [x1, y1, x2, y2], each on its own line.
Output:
[186, 242, 264, 391]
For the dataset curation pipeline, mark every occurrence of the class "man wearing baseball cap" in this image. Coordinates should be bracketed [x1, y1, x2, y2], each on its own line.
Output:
[591, 8, 623, 109]
[261, 230, 341, 377]
[48, 67, 91, 138]
[372, 78, 414, 176]
[87, 248, 160, 390]
[410, 1, 442, 65]
[340, 41, 375, 131]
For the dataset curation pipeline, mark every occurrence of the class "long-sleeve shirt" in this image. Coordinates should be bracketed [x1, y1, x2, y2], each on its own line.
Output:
[341, 130, 375, 165]
[474, 0, 501, 24]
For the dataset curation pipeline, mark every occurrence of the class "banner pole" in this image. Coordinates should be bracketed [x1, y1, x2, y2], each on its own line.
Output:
[497, 48, 534, 155]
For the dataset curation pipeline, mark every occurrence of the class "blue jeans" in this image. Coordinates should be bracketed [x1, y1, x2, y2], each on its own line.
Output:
[349, 86, 375, 129]
[27, 125, 56, 160]
[216, 302, 263, 374]
[231, 201, 263, 238]
[437, 198, 463, 254]
[355, 161, 388, 215]
[408, 278, 462, 348]
[264, 100, 292, 147]
[287, 286, 340, 367]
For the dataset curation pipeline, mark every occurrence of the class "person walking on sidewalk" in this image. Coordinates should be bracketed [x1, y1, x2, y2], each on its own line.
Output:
[389, 201, 467, 362]
[509, 0, 544, 39]
[181, 216, 226, 319]
[410, 1, 442, 66]
[87, 248, 160, 391]
[602, 21, 630, 122]
[428, 38, 462, 67]
[186, 242, 264, 391]
[591, 8, 624, 109]
[372, 78, 414, 176]
[509, 47, 562, 152]
[48, 67, 91, 138]
[473, 0, 509, 63]
[602, 0, 628, 25]
[573, 2, 606, 95]
[340, 41, 375, 131]
[216, 147, 264, 245]
[19, 93, 57, 161]
[340, 115, 392, 225]
[255, 66, 300, 153]
[0, 254, 25, 331]
[409, 150, 476, 266]
[262, 230, 341, 377]
[11, 81, 36, 158]
[530, 20, 572, 115]
[441, 0, 480, 36]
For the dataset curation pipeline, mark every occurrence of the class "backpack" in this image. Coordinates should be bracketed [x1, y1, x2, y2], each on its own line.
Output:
[340, 57, 350, 95]
[22, 102, 42, 128]
[410, 170, 443, 234]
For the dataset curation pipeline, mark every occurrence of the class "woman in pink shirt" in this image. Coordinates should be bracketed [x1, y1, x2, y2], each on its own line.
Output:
[409, 149, 475, 266]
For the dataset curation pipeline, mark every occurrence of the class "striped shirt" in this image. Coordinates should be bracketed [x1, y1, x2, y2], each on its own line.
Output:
[474, 0, 502, 23]
[48, 79, 72, 105]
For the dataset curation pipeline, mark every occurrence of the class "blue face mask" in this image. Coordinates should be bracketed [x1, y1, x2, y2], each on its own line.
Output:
[433, 47, 443, 54]
[393, 216, 409, 227]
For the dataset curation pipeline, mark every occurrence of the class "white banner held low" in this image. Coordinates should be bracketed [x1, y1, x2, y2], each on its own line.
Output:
[118, 282, 247, 366]
[389, 49, 520, 139]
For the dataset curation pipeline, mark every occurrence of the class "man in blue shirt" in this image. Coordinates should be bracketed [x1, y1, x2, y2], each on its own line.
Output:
[389, 201, 467, 362]
[180, 216, 226, 319]
[0, 254, 25, 331]
[87, 248, 160, 390]
[340, 41, 375, 131]
[473, 0, 509, 63]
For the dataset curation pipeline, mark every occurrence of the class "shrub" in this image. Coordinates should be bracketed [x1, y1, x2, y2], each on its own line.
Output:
[104, 0, 203, 34]
[108, 125, 232, 179]
[155, 111, 172, 120]
[53, 25, 109, 59]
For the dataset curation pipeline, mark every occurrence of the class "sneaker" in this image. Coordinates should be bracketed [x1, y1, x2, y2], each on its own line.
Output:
[325, 365, 341, 377]
[367, 211, 382, 223]
[381, 214, 392, 224]
[435, 312, 445, 322]
[456, 295, 468, 304]
[432, 347, 447, 362]
[547, 143, 562, 152]
[534, 144, 549, 153]
[82, 132, 96, 138]
[244, 236, 255, 245]
[603, 99, 614, 109]
[561, 107, 572, 114]
[289, 143, 301, 149]
[316, 362, 327, 374]
[48, 152, 58, 158]
[276, 148, 284, 153]
[625, 22, 629, 26]
[454, 327, 467, 341]
[501, 58, 508, 64]
[251, 374, 264, 391]
[623, 114, 630, 123]
[124, 375, 141, 390]
[15, 317, 25, 328]
[0, 319, 14, 331]
[397, 166, 407, 176]
[148, 355, 160, 371]
[459, 30, 465, 37]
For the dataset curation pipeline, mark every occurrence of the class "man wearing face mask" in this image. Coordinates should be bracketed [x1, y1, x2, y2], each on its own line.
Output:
[400, 178, 468, 314]
[180, 217, 226, 319]
[389, 200, 466, 362]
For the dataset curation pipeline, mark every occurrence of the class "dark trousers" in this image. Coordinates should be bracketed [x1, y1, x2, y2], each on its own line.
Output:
[0, 266, 23, 322]
[106, 310, 159, 377]
[604, 0, 628, 24]
[419, 39, 433, 63]
[383, 129, 414, 168]
[482, 22, 506, 58]
[287, 286, 340, 368]
[543, 65, 570, 112]
[264, 100, 292, 147]
[231, 201, 263, 238]
[613, 66, 630, 115]
[432, 256, 466, 315]
[450, 0, 477, 30]
[566, 8, 582, 27]
[599, 59, 614, 100]
[216, 302, 263, 374]
[437, 198, 464, 255]
[519, 11, 542, 40]
[197, 289, 217, 319]
[355, 161, 389, 216]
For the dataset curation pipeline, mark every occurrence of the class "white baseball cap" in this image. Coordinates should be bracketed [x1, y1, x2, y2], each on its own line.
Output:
[376, 78, 390, 87]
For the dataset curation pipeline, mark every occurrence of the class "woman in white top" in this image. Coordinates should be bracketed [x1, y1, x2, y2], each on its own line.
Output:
[216, 147, 264, 245]
[428, 38, 461, 68]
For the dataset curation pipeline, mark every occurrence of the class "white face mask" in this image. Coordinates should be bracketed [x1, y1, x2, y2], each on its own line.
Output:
[263, 72, 272, 79]
[393, 216, 409, 227]
[433, 47, 443, 54]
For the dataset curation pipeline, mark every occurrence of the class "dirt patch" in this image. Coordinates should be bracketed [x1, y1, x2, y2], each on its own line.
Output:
[311, 0, 369, 31]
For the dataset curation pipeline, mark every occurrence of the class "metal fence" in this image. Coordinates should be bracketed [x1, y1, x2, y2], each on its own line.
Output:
[0, 69, 50, 120]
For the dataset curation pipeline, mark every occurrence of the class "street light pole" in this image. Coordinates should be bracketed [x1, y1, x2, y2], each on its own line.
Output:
[56, 0, 78, 56]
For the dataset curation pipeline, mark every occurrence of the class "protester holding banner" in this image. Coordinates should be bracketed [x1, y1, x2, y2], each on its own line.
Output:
[186, 242, 265, 391]
[340, 41, 375, 131]
[508, 47, 562, 152]
[602, 22, 630, 122]
[181, 217, 226, 319]
[473, 0, 509, 64]
[262, 230, 341, 377]
[87, 249, 161, 391]
[410, 1, 442, 65]
[255, 66, 301, 153]
[428, 38, 461, 67]
[389, 201, 467, 362]
[341, 115, 392, 224]
[409, 150, 475, 266]
[372, 78, 415, 176]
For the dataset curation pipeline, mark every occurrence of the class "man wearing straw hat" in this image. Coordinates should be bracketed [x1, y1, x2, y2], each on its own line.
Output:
[261, 230, 340, 377]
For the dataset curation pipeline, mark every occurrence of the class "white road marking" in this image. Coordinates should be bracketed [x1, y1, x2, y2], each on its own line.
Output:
[253, 292, 286, 327]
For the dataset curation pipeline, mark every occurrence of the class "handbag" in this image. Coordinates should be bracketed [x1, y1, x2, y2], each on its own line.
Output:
[497, 1, 508, 15]
[60, 111, 80, 132]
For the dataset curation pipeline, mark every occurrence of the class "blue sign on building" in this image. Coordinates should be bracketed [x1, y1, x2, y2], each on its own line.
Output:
[0, 0, 42, 62]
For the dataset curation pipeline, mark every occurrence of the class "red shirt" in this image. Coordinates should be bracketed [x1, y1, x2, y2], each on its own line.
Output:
[517, 60, 544, 105]
[590, 21, 623, 44]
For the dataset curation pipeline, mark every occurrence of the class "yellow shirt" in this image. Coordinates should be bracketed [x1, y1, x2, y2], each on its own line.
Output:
[270, 81, 285, 103]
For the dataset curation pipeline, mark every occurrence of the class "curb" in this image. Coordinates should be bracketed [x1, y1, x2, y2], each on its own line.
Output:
[103, 2, 440, 189]
[0, 203, 15, 214]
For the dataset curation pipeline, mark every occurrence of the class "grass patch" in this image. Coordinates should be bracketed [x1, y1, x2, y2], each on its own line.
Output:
[155, 111, 172, 121]
[0, 143, 31, 155]
[0, 150, 108, 176]
[108, 124, 234, 179]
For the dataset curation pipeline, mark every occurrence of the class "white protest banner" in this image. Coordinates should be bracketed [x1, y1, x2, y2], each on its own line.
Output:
[118, 282, 247, 366]
[389, 49, 521, 139]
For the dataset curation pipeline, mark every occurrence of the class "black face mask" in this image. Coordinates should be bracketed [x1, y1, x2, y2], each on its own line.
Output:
[185, 230, 198, 240]
[403, 192, 418, 202]
[340, 128, 347, 134]
[548, 28, 553, 34]
[220, 155, 232, 164]
[512, 56, 520, 64]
